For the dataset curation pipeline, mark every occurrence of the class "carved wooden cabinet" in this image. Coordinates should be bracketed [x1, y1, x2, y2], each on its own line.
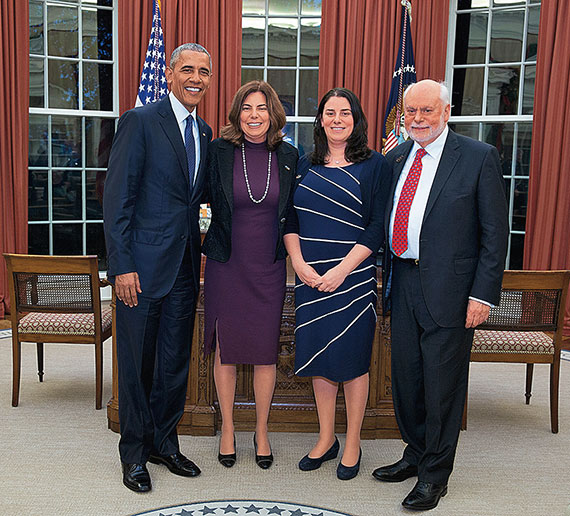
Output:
[107, 262, 400, 438]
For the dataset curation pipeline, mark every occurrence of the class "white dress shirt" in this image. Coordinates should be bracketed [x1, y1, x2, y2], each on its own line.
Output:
[169, 91, 201, 184]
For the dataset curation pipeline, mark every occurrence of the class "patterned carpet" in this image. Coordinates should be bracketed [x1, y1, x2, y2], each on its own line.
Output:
[131, 501, 351, 516]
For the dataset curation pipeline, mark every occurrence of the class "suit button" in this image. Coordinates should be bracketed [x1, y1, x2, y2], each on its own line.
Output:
[280, 217, 286, 223]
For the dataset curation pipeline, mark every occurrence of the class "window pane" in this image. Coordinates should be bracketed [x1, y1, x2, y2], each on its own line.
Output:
[86, 117, 115, 168]
[512, 178, 528, 231]
[242, 68, 264, 85]
[268, 18, 298, 66]
[84, 0, 112, 6]
[28, 224, 50, 255]
[297, 122, 315, 156]
[509, 233, 525, 269]
[267, 69, 296, 115]
[86, 170, 104, 220]
[268, 0, 298, 16]
[486, 66, 519, 115]
[302, 0, 322, 16]
[300, 18, 320, 66]
[517, 122, 532, 176]
[298, 69, 318, 116]
[242, 18, 265, 66]
[53, 224, 83, 255]
[243, 0, 265, 15]
[29, 170, 48, 221]
[52, 116, 82, 167]
[29, 115, 49, 167]
[526, 6, 540, 61]
[448, 122, 479, 140]
[47, 5, 78, 58]
[30, 1, 44, 55]
[458, 0, 489, 8]
[86, 223, 107, 271]
[52, 170, 82, 220]
[83, 62, 113, 110]
[490, 9, 524, 63]
[30, 57, 45, 108]
[82, 8, 113, 61]
[482, 122, 514, 175]
[452, 67, 484, 115]
[48, 59, 79, 109]
[522, 65, 535, 115]
[493, 0, 524, 5]
[454, 13, 487, 65]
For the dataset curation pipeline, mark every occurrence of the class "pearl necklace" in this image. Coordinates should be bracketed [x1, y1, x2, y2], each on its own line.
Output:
[241, 142, 271, 204]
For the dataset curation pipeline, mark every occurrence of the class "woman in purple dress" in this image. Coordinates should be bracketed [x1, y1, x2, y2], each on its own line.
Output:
[202, 81, 298, 469]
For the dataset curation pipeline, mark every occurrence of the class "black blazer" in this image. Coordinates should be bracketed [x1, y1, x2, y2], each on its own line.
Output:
[202, 137, 299, 262]
[103, 95, 212, 296]
[382, 129, 509, 327]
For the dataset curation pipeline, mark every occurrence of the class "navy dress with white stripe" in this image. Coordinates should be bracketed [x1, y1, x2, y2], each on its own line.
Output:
[293, 160, 377, 382]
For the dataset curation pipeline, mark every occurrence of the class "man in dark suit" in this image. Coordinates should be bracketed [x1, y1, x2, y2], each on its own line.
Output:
[103, 43, 213, 493]
[372, 80, 508, 510]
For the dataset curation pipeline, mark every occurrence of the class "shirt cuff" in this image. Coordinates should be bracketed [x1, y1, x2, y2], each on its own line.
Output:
[469, 296, 494, 308]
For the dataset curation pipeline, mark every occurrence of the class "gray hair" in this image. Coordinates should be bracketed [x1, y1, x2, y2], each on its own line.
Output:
[170, 43, 212, 71]
[403, 80, 450, 106]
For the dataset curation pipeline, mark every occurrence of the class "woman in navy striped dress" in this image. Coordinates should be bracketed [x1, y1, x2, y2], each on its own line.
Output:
[284, 88, 390, 480]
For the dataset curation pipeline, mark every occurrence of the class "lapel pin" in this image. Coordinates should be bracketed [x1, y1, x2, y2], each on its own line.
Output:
[296, 174, 301, 179]
[285, 165, 290, 170]
[395, 155, 405, 163]
[202, 132, 206, 137]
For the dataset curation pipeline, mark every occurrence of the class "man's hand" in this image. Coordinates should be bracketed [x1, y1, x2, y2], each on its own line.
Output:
[465, 299, 490, 328]
[317, 264, 349, 293]
[115, 272, 142, 307]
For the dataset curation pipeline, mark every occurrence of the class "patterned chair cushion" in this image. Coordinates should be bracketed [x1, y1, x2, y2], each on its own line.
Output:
[18, 306, 112, 336]
[472, 329, 554, 355]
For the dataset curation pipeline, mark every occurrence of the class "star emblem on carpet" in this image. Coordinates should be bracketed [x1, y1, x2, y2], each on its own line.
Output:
[130, 500, 351, 516]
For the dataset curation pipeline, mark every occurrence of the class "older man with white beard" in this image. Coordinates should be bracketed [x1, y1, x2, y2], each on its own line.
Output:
[372, 80, 508, 511]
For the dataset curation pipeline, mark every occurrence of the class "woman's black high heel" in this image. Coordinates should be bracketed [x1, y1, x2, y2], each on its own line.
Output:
[298, 436, 339, 471]
[253, 433, 273, 469]
[218, 435, 236, 468]
[336, 448, 362, 480]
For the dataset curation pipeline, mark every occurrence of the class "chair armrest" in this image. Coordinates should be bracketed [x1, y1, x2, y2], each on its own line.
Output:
[99, 278, 111, 288]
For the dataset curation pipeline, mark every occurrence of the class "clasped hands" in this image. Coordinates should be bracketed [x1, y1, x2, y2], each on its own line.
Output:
[295, 261, 348, 293]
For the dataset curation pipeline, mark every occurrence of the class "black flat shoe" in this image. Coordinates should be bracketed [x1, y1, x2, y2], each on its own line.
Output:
[253, 433, 273, 469]
[298, 436, 340, 471]
[148, 452, 201, 477]
[336, 448, 361, 480]
[372, 458, 418, 482]
[218, 435, 236, 468]
[122, 462, 151, 493]
[402, 480, 448, 511]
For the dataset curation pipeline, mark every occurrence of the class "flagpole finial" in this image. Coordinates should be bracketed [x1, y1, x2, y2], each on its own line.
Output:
[401, 0, 412, 23]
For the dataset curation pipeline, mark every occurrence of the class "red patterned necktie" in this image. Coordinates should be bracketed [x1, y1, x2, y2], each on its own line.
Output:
[392, 148, 427, 256]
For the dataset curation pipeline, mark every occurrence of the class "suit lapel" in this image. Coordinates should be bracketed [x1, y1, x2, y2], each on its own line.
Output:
[384, 140, 414, 237]
[157, 97, 189, 188]
[422, 129, 460, 222]
[218, 140, 235, 212]
[191, 117, 210, 202]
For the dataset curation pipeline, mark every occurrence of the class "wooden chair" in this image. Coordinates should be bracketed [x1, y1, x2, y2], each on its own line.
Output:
[3, 254, 112, 409]
[466, 270, 570, 433]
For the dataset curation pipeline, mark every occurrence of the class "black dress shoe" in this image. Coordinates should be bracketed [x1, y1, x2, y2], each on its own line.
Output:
[298, 436, 340, 471]
[218, 435, 236, 468]
[372, 458, 418, 482]
[336, 448, 361, 480]
[402, 481, 448, 511]
[253, 433, 273, 469]
[148, 452, 201, 477]
[122, 463, 151, 493]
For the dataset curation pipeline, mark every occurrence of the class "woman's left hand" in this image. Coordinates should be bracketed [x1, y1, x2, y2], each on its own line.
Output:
[317, 264, 349, 292]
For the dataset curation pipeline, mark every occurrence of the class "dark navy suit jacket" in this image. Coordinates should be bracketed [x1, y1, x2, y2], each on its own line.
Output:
[382, 129, 509, 328]
[103, 95, 212, 297]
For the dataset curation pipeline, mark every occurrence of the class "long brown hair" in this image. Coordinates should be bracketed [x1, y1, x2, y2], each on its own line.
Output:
[220, 81, 286, 150]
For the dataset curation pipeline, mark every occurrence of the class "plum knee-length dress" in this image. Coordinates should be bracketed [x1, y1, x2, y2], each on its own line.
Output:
[203, 140, 285, 365]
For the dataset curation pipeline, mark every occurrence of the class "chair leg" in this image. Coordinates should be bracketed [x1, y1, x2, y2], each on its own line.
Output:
[95, 340, 103, 410]
[37, 343, 44, 382]
[550, 361, 560, 434]
[525, 363, 534, 405]
[12, 337, 21, 407]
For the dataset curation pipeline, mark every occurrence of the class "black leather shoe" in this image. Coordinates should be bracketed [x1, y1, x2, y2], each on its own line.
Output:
[299, 436, 340, 471]
[402, 481, 448, 511]
[122, 463, 151, 493]
[148, 452, 201, 477]
[372, 458, 418, 482]
[253, 433, 273, 469]
[336, 448, 362, 480]
[218, 435, 236, 468]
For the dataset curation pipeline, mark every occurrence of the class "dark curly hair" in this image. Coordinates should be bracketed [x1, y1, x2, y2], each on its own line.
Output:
[310, 88, 372, 165]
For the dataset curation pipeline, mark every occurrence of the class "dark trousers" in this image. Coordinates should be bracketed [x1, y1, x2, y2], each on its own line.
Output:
[116, 247, 196, 464]
[390, 258, 474, 485]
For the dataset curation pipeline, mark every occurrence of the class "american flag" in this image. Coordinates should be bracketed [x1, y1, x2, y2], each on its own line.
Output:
[382, 0, 417, 154]
[135, 0, 167, 107]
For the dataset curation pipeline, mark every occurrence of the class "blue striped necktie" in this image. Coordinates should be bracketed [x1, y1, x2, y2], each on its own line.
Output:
[184, 114, 196, 188]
